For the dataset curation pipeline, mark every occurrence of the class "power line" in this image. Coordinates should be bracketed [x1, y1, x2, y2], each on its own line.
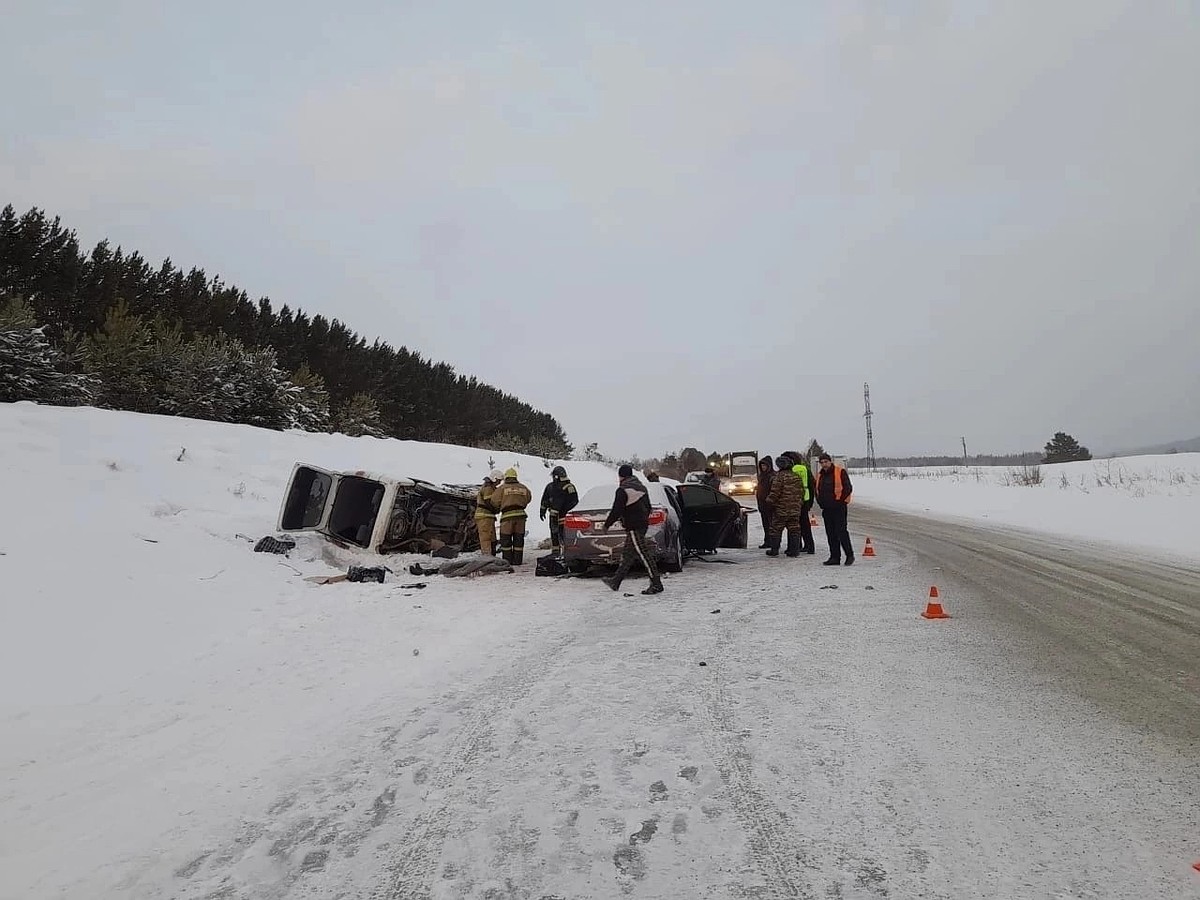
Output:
[863, 383, 877, 470]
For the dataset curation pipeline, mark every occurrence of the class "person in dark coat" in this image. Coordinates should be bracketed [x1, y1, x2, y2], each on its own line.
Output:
[764, 451, 804, 557]
[539, 465, 579, 554]
[701, 466, 722, 490]
[601, 464, 664, 595]
[815, 453, 854, 565]
[755, 455, 776, 549]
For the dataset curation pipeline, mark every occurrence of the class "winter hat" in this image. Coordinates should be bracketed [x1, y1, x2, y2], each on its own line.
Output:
[618, 464, 634, 477]
[818, 452, 832, 462]
[504, 467, 518, 479]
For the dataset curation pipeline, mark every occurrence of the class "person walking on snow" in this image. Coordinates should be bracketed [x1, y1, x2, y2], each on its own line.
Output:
[815, 452, 854, 565]
[492, 468, 533, 565]
[755, 456, 776, 549]
[473, 470, 503, 555]
[601, 464, 664, 595]
[764, 452, 804, 557]
[539, 465, 579, 554]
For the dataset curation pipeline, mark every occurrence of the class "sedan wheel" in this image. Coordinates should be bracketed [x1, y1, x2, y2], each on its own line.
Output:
[662, 532, 684, 574]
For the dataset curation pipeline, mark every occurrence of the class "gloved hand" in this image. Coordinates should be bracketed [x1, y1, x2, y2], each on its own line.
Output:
[539, 508, 546, 521]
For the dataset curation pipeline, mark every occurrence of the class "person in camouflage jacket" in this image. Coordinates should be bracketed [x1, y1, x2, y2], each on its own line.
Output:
[764, 451, 804, 557]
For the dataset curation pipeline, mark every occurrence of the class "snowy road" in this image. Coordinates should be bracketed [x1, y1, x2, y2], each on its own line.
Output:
[156, 531, 1199, 899]
[854, 504, 1200, 744]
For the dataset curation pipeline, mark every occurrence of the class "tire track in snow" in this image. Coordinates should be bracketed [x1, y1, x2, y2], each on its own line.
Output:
[697, 605, 817, 899]
[371, 633, 577, 900]
[170, 632, 576, 900]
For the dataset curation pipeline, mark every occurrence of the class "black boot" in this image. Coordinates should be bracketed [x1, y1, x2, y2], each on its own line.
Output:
[641, 577, 664, 595]
[785, 529, 801, 557]
[823, 558, 840, 566]
[602, 574, 622, 591]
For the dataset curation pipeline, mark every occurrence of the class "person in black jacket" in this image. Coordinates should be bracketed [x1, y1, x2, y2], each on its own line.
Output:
[755, 455, 776, 549]
[601, 464, 664, 595]
[539, 465, 579, 554]
[815, 453, 855, 565]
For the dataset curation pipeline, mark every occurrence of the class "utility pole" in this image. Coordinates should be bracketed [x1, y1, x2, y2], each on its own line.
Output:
[863, 383, 876, 471]
[961, 436, 968, 465]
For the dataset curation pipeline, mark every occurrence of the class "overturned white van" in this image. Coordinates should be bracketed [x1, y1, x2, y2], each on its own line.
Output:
[277, 463, 481, 555]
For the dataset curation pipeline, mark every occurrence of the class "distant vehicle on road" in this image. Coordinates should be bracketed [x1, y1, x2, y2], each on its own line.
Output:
[685, 470, 718, 489]
[725, 451, 759, 495]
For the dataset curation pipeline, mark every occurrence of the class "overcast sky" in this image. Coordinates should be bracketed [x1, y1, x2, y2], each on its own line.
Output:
[3, 1, 1198, 459]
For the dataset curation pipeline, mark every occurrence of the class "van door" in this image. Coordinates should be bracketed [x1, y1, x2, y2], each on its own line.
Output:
[278, 463, 340, 532]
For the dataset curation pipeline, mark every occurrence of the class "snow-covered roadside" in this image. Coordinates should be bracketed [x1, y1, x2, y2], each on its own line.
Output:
[0, 404, 615, 898]
[2, 405, 1199, 898]
[853, 455, 1200, 561]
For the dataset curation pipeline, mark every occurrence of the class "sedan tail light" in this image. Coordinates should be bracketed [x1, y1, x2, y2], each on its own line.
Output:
[647, 508, 667, 526]
[563, 514, 593, 530]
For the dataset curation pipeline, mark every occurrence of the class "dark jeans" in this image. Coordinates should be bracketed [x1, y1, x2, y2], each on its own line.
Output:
[548, 512, 564, 551]
[800, 500, 815, 552]
[822, 502, 853, 561]
[757, 502, 772, 542]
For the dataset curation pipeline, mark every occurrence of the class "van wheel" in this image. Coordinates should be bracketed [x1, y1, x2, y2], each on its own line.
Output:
[663, 534, 684, 573]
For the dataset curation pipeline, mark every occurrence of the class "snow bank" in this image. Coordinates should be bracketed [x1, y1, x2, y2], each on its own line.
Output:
[853, 455, 1200, 560]
[0, 403, 619, 897]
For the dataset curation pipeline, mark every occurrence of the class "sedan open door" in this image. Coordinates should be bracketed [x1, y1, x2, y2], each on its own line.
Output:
[675, 483, 748, 551]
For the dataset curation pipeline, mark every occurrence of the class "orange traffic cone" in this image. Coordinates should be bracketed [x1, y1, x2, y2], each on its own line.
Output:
[1192, 860, 1200, 873]
[863, 537, 876, 558]
[921, 586, 951, 619]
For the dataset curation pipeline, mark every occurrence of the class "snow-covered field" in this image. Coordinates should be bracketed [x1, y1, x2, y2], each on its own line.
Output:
[2, 404, 1199, 899]
[854, 456, 1200, 562]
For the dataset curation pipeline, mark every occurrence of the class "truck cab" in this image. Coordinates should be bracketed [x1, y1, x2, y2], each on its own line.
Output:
[725, 451, 759, 495]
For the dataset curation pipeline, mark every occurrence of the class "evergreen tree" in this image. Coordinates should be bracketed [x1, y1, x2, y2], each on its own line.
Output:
[290, 364, 331, 432]
[0, 294, 37, 328]
[1, 205, 573, 447]
[233, 344, 300, 430]
[335, 392, 385, 438]
[679, 447, 707, 474]
[0, 297, 95, 404]
[658, 452, 682, 480]
[81, 299, 157, 411]
[1042, 431, 1092, 464]
[161, 334, 296, 430]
